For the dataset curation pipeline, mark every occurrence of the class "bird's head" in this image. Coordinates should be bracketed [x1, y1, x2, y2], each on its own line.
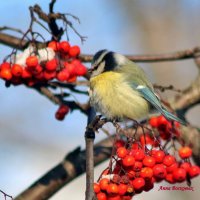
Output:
[89, 50, 127, 77]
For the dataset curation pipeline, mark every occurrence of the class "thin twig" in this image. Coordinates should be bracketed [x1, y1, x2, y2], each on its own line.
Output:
[0, 189, 13, 200]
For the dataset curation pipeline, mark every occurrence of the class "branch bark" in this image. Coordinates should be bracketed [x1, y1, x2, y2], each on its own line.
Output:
[84, 107, 96, 200]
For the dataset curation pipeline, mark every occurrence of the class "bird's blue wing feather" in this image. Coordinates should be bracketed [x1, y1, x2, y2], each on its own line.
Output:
[132, 84, 186, 125]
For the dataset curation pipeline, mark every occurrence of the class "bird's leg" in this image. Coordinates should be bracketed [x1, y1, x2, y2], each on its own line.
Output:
[91, 115, 110, 132]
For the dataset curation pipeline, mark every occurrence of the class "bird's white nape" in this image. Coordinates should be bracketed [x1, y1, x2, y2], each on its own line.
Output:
[113, 53, 127, 65]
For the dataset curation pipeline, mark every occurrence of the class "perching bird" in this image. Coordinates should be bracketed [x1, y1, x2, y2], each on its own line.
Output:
[88, 50, 186, 125]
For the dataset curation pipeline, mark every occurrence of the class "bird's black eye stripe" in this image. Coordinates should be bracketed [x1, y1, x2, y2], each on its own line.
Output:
[103, 52, 118, 71]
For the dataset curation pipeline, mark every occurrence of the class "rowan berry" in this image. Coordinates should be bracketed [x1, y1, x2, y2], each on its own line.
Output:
[143, 156, 156, 168]
[117, 147, 128, 158]
[179, 146, 192, 159]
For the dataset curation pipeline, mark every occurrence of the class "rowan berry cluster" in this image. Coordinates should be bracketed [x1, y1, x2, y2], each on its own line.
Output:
[0, 40, 87, 121]
[0, 41, 87, 86]
[94, 116, 200, 200]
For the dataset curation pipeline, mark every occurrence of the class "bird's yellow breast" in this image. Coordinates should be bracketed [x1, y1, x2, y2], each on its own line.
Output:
[89, 72, 149, 120]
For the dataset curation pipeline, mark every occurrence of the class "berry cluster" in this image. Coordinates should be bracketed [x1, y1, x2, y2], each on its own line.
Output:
[0, 41, 87, 86]
[149, 115, 180, 140]
[94, 116, 200, 200]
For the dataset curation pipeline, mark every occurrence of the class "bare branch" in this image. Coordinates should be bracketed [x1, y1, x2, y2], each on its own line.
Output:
[79, 48, 197, 63]
[85, 107, 96, 200]
[0, 189, 13, 200]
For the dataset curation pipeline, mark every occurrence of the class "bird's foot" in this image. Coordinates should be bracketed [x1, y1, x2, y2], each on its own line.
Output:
[90, 115, 110, 132]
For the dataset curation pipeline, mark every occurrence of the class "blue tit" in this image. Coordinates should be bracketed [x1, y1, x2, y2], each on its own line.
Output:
[88, 50, 186, 125]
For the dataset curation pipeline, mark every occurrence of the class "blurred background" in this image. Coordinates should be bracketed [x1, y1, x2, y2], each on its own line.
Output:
[0, 0, 200, 199]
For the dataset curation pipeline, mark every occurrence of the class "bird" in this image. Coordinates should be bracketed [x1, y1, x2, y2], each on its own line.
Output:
[88, 49, 186, 125]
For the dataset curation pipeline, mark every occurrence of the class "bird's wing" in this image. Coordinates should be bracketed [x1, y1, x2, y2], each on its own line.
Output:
[116, 62, 154, 90]
[132, 84, 186, 125]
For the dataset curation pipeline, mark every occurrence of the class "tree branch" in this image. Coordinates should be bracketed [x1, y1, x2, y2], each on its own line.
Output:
[85, 107, 96, 200]
[79, 48, 197, 63]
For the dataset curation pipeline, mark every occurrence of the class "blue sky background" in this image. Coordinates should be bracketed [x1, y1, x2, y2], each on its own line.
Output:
[0, 0, 200, 199]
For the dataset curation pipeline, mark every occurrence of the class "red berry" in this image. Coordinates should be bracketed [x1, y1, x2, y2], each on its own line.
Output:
[120, 195, 132, 200]
[140, 134, 154, 146]
[22, 68, 32, 79]
[152, 150, 165, 163]
[96, 192, 107, 200]
[153, 164, 167, 179]
[11, 64, 23, 77]
[94, 183, 101, 193]
[133, 161, 143, 172]
[69, 45, 80, 57]
[71, 59, 87, 76]
[0, 68, 12, 80]
[131, 142, 139, 150]
[44, 70, 56, 80]
[163, 155, 176, 167]
[35, 72, 44, 80]
[118, 184, 128, 196]
[166, 162, 178, 173]
[99, 178, 109, 191]
[143, 156, 156, 168]
[11, 76, 22, 85]
[64, 62, 76, 76]
[59, 41, 70, 53]
[149, 116, 158, 127]
[126, 185, 134, 194]
[140, 167, 153, 179]
[134, 149, 145, 161]
[116, 147, 127, 158]
[48, 41, 60, 51]
[56, 69, 70, 82]
[67, 75, 77, 83]
[144, 178, 154, 191]
[115, 140, 125, 148]
[0, 62, 11, 70]
[122, 155, 135, 167]
[173, 168, 186, 182]
[157, 115, 169, 127]
[165, 173, 175, 183]
[132, 177, 145, 190]
[127, 169, 135, 179]
[55, 112, 65, 121]
[75, 63, 87, 76]
[106, 183, 119, 194]
[180, 162, 191, 172]
[45, 59, 58, 71]
[179, 146, 192, 159]
[26, 56, 38, 69]
[188, 166, 200, 178]
[159, 130, 171, 140]
[107, 195, 120, 200]
[57, 105, 69, 114]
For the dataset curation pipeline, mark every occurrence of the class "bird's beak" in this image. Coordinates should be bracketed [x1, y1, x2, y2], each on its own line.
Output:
[88, 66, 95, 73]
[88, 68, 93, 73]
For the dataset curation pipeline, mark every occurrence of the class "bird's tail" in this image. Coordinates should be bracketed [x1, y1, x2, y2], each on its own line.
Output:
[161, 109, 186, 125]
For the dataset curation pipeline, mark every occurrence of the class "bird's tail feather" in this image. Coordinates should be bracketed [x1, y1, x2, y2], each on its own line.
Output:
[161, 109, 186, 125]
